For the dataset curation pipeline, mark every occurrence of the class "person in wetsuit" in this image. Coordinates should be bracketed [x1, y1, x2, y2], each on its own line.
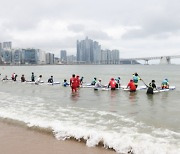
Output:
[146, 80, 157, 94]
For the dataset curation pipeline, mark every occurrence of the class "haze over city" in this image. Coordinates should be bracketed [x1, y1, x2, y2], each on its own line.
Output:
[0, 0, 180, 62]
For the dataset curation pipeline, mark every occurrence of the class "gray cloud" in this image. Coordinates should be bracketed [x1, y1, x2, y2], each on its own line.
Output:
[0, 0, 180, 59]
[67, 24, 85, 33]
[84, 30, 111, 40]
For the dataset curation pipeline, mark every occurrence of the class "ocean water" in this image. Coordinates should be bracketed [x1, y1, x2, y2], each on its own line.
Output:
[0, 65, 179, 154]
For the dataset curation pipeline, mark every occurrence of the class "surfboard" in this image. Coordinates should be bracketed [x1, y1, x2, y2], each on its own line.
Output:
[153, 86, 176, 93]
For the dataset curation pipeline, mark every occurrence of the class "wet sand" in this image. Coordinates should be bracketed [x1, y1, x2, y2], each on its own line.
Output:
[0, 121, 116, 154]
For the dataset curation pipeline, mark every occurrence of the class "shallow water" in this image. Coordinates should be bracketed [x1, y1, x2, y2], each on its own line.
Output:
[0, 65, 179, 153]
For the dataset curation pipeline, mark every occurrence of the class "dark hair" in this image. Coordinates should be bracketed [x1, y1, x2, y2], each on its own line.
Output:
[72, 74, 75, 77]
[152, 80, 155, 82]
[135, 73, 138, 76]
[39, 75, 42, 77]
[64, 79, 67, 82]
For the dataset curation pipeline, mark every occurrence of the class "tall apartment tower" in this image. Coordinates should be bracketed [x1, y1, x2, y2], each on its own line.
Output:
[3, 42, 12, 50]
[77, 37, 101, 64]
[60, 50, 67, 63]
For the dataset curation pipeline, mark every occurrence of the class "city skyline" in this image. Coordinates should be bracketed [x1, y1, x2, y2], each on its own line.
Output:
[0, 0, 180, 63]
[0, 38, 121, 65]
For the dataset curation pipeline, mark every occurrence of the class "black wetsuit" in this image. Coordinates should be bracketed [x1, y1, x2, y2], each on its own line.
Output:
[147, 83, 156, 94]
[31, 74, 35, 82]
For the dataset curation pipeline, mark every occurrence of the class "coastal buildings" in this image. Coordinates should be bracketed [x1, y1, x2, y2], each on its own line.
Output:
[0, 38, 121, 65]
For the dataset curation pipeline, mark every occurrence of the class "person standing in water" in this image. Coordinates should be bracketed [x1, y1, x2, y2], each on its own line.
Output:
[108, 78, 116, 90]
[133, 73, 141, 88]
[70, 74, 78, 93]
[31, 72, 35, 82]
[21, 74, 26, 82]
[126, 79, 136, 92]
[146, 80, 157, 94]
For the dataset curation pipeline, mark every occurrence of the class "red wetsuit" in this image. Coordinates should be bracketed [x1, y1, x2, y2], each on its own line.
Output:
[127, 81, 136, 91]
[70, 77, 77, 92]
[109, 80, 116, 90]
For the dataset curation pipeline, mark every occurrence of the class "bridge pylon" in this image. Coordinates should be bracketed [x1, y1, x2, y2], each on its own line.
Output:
[160, 56, 171, 64]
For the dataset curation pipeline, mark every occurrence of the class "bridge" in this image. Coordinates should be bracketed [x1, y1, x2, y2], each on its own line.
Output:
[121, 55, 180, 64]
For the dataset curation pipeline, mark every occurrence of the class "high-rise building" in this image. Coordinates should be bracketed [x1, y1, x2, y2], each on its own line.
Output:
[111, 50, 120, 64]
[77, 37, 101, 64]
[46, 53, 54, 64]
[60, 50, 67, 63]
[101, 49, 120, 64]
[22, 49, 38, 64]
[3, 42, 12, 50]
[37, 50, 46, 64]
[2, 50, 12, 64]
[12, 49, 22, 64]
[101, 49, 109, 64]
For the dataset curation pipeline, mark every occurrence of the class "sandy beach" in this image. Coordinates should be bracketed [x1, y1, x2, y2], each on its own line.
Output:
[0, 120, 116, 154]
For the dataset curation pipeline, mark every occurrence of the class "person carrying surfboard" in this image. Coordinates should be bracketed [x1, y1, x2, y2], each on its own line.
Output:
[146, 80, 157, 94]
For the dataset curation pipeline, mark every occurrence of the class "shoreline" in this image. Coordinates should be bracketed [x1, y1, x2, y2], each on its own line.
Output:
[0, 120, 116, 154]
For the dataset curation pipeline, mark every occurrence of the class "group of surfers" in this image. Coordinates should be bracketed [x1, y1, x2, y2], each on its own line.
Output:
[68, 72, 169, 94]
[1, 72, 169, 94]
[2, 72, 45, 85]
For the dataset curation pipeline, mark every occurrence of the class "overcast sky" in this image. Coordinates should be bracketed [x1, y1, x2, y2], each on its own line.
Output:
[0, 0, 180, 61]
